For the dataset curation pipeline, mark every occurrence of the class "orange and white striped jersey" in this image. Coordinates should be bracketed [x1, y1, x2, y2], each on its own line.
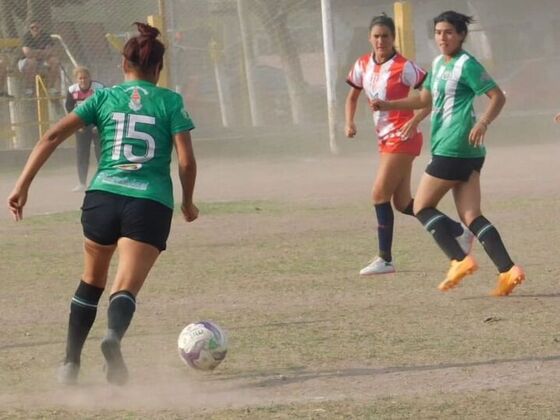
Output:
[347, 52, 426, 141]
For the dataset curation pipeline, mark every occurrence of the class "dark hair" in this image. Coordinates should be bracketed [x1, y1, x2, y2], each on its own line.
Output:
[433, 10, 473, 37]
[369, 13, 395, 37]
[122, 22, 165, 75]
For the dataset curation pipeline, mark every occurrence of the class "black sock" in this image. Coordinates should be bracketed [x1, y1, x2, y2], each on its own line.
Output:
[469, 216, 514, 272]
[375, 202, 394, 262]
[445, 217, 464, 237]
[65, 280, 104, 364]
[107, 291, 136, 340]
[399, 199, 462, 239]
[416, 208, 466, 261]
[400, 199, 414, 216]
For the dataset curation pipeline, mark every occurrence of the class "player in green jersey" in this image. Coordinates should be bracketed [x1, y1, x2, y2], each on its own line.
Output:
[7, 22, 198, 385]
[372, 11, 525, 296]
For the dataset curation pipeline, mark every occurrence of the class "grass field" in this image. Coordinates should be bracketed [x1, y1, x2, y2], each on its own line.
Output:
[1, 141, 560, 419]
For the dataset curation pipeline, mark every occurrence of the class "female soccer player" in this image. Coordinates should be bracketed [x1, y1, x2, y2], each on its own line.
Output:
[372, 11, 524, 295]
[65, 66, 104, 192]
[8, 22, 198, 385]
[345, 14, 472, 276]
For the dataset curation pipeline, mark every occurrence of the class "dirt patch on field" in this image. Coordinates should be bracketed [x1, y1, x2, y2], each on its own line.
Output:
[2, 142, 560, 418]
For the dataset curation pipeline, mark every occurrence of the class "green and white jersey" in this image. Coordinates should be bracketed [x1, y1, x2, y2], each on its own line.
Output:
[423, 50, 496, 158]
[74, 80, 195, 209]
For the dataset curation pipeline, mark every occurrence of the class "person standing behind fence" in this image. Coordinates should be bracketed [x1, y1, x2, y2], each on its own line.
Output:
[345, 14, 473, 276]
[8, 22, 198, 385]
[18, 20, 61, 96]
[65, 66, 104, 192]
[371, 11, 525, 296]
[0, 55, 13, 98]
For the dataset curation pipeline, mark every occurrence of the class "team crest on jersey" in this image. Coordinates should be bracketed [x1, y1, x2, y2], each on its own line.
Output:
[129, 88, 142, 111]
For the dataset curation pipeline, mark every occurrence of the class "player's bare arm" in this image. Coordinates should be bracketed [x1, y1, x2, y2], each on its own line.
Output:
[468, 86, 505, 147]
[174, 131, 198, 222]
[371, 88, 432, 112]
[345, 87, 361, 138]
[8, 113, 85, 221]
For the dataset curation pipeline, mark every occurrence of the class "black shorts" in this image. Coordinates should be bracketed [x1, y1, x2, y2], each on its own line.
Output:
[425, 155, 485, 182]
[81, 190, 173, 251]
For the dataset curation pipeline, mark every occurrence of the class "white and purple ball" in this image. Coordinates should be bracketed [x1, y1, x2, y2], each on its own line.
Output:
[177, 321, 228, 371]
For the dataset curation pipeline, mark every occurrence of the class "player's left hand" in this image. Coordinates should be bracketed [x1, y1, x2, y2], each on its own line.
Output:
[554, 113, 560, 124]
[7, 187, 28, 221]
[468, 121, 487, 147]
[181, 202, 199, 222]
[400, 119, 418, 141]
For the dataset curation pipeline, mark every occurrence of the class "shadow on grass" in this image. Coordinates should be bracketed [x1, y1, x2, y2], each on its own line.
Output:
[226, 354, 560, 388]
[460, 292, 560, 300]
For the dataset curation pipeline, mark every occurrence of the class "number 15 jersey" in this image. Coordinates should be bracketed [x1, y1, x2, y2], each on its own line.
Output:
[74, 79, 195, 209]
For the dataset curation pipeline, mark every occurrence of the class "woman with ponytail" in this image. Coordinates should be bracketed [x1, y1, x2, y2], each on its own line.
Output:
[371, 11, 525, 296]
[8, 22, 198, 385]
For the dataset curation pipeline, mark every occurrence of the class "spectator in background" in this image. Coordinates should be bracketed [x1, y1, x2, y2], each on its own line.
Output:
[65, 66, 104, 192]
[18, 20, 61, 96]
[0, 55, 13, 97]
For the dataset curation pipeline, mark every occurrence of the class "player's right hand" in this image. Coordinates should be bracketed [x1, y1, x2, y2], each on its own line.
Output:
[7, 187, 28, 222]
[554, 113, 560, 124]
[181, 202, 199, 222]
[345, 122, 357, 138]
[369, 99, 386, 111]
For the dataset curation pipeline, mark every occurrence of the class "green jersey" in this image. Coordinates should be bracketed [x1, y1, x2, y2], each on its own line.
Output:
[423, 50, 496, 158]
[74, 80, 195, 209]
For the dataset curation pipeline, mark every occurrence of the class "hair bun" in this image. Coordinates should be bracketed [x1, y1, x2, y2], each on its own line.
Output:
[133, 22, 160, 39]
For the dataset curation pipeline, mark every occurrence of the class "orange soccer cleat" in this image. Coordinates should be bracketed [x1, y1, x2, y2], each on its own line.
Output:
[438, 255, 479, 291]
[491, 265, 525, 297]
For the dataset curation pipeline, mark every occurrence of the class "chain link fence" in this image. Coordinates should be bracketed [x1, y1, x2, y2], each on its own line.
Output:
[1, 0, 559, 150]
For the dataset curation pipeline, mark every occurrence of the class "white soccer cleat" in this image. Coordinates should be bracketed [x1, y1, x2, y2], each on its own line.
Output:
[456, 224, 475, 255]
[359, 256, 395, 276]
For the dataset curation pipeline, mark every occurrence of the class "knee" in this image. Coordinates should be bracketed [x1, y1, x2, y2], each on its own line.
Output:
[371, 185, 390, 204]
[23, 59, 37, 73]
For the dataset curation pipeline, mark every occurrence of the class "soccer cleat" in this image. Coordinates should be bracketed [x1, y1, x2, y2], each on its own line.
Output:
[491, 265, 525, 297]
[57, 361, 80, 385]
[438, 255, 478, 291]
[101, 331, 128, 386]
[456, 223, 475, 255]
[359, 256, 395, 276]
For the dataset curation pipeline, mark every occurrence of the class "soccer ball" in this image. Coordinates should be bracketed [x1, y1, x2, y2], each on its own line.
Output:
[177, 321, 228, 371]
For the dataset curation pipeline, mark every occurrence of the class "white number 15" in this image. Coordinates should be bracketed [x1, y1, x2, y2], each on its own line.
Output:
[111, 112, 156, 163]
